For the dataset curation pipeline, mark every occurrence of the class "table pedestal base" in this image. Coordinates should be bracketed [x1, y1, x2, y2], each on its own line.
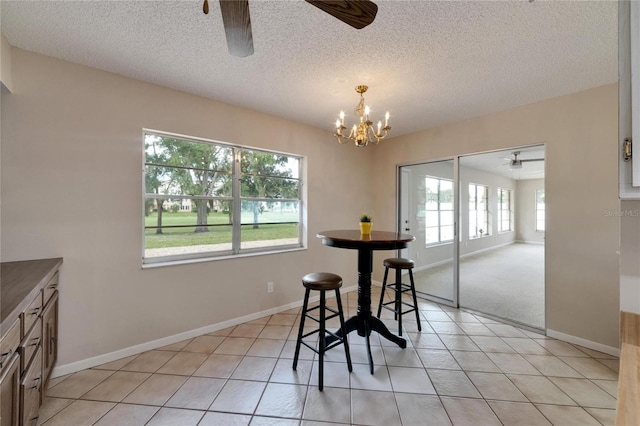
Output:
[341, 315, 407, 374]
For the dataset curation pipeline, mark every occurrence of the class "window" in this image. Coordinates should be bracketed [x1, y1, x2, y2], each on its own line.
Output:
[424, 177, 454, 244]
[143, 131, 303, 264]
[497, 188, 512, 232]
[469, 183, 489, 238]
[536, 189, 545, 231]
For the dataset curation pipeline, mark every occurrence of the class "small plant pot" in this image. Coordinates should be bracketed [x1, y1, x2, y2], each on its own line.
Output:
[360, 222, 372, 235]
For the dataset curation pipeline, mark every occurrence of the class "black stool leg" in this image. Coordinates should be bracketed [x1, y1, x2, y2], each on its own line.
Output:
[408, 269, 422, 331]
[318, 290, 326, 391]
[377, 267, 389, 318]
[293, 288, 310, 370]
[395, 268, 402, 336]
[335, 288, 352, 372]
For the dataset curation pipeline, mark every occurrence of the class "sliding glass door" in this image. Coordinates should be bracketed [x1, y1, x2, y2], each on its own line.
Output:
[458, 148, 545, 329]
[398, 159, 458, 306]
[398, 146, 545, 329]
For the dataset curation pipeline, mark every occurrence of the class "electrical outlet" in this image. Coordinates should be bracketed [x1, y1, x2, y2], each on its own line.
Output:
[267, 282, 274, 293]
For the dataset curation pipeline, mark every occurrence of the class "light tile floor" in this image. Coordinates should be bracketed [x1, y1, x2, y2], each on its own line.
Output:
[39, 288, 619, 426]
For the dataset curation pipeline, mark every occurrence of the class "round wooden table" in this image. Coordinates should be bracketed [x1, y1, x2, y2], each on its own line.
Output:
[317, 230, 415, 373]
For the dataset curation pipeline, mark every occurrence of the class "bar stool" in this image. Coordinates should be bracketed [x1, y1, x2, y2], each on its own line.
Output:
[376, 258, 422, 336]
[293, 272, 352, 391]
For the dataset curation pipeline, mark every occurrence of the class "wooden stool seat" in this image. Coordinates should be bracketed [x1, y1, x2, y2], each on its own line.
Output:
[383, 258, 415, 270]
[294, 272, 352, 391]
[302, 272, 343, 291]
[376, 258, 422, 336]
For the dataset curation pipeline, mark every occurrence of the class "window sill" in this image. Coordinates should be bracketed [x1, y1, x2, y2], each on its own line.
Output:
[424, 241, 454, 249]
[142, 246, 306, 269]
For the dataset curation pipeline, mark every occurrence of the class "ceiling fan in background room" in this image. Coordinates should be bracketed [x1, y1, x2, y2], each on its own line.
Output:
[502, 151, 545, 170]
[202, 0, 378, 57]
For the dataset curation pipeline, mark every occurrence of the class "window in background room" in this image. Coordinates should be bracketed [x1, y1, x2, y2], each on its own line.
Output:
[469, 183, 489, 238]
[535, 188, 545, 232]
[424, 177, 454, 244]
[497, 187, 512, 232]
[143, 131, 303, 264]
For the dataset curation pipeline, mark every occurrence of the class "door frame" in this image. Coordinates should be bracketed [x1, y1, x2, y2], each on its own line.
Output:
[396, 157, 460, 308]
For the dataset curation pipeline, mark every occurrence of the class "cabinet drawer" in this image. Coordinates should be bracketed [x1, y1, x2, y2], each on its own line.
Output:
[0, 319, 20, 371]
[20, 294, 42, 338]
[19, 317, 41, 373]
[43, 272, 59, 307]
[20, 348, 41, 426]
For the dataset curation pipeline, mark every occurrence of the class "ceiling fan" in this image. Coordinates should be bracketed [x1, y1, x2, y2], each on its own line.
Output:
[503, 151, 545, 169]
[203, 0, 378, 57]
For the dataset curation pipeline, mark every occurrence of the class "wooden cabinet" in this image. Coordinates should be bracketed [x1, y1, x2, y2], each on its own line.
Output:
[0, 258, 62, 426]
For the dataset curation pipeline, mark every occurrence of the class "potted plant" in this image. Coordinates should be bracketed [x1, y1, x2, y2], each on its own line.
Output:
[359, 213, 372, 235]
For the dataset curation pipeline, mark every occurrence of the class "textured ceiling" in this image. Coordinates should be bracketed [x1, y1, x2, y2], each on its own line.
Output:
[0, 0, 618, 138]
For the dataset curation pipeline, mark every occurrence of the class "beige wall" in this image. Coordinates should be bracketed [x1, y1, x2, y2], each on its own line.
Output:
[1, 47, 625, 371]
[515, 178, 545, 244]
[1, 49, 375, 368]
[372, 84, 620, 349]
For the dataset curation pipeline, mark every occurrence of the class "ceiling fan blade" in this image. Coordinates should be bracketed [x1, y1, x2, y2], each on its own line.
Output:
[219, 0, 254, 57]
[304, 0, 378, 29]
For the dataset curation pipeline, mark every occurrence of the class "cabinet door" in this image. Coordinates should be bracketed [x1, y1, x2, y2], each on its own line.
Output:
[0, 353, 20, 426]
[620, 0, 640, 198]
[42, 292, 58, 389]
[20, 349, 41, 426]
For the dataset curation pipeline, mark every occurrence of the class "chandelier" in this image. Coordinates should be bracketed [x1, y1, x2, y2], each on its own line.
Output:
[334, 85, 391, 147]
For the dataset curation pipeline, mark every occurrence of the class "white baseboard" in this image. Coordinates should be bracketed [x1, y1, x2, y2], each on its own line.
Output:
[414, 241, 515, 273]
[52, 284, 357, 378]
[515, 239, 545, 245]
[546, 329, 620, 357]
[413, 258, 452, 273]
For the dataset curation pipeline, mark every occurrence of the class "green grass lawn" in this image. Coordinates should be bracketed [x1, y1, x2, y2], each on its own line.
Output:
[144, 212, 298, 248]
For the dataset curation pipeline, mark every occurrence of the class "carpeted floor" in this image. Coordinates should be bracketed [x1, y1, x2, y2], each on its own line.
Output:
[411, 243, 545, 330]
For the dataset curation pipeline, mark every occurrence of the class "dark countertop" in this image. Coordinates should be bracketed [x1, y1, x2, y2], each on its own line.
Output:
[1, 258, 63, 336]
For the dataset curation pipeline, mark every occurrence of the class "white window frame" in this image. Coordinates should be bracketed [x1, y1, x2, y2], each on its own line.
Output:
[535, 188, 545, 232]
[497, 187, 512, 233]
[424, 176, 454, 245]
[469, 183, 489, 238]
[143, 130, 304, 266]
